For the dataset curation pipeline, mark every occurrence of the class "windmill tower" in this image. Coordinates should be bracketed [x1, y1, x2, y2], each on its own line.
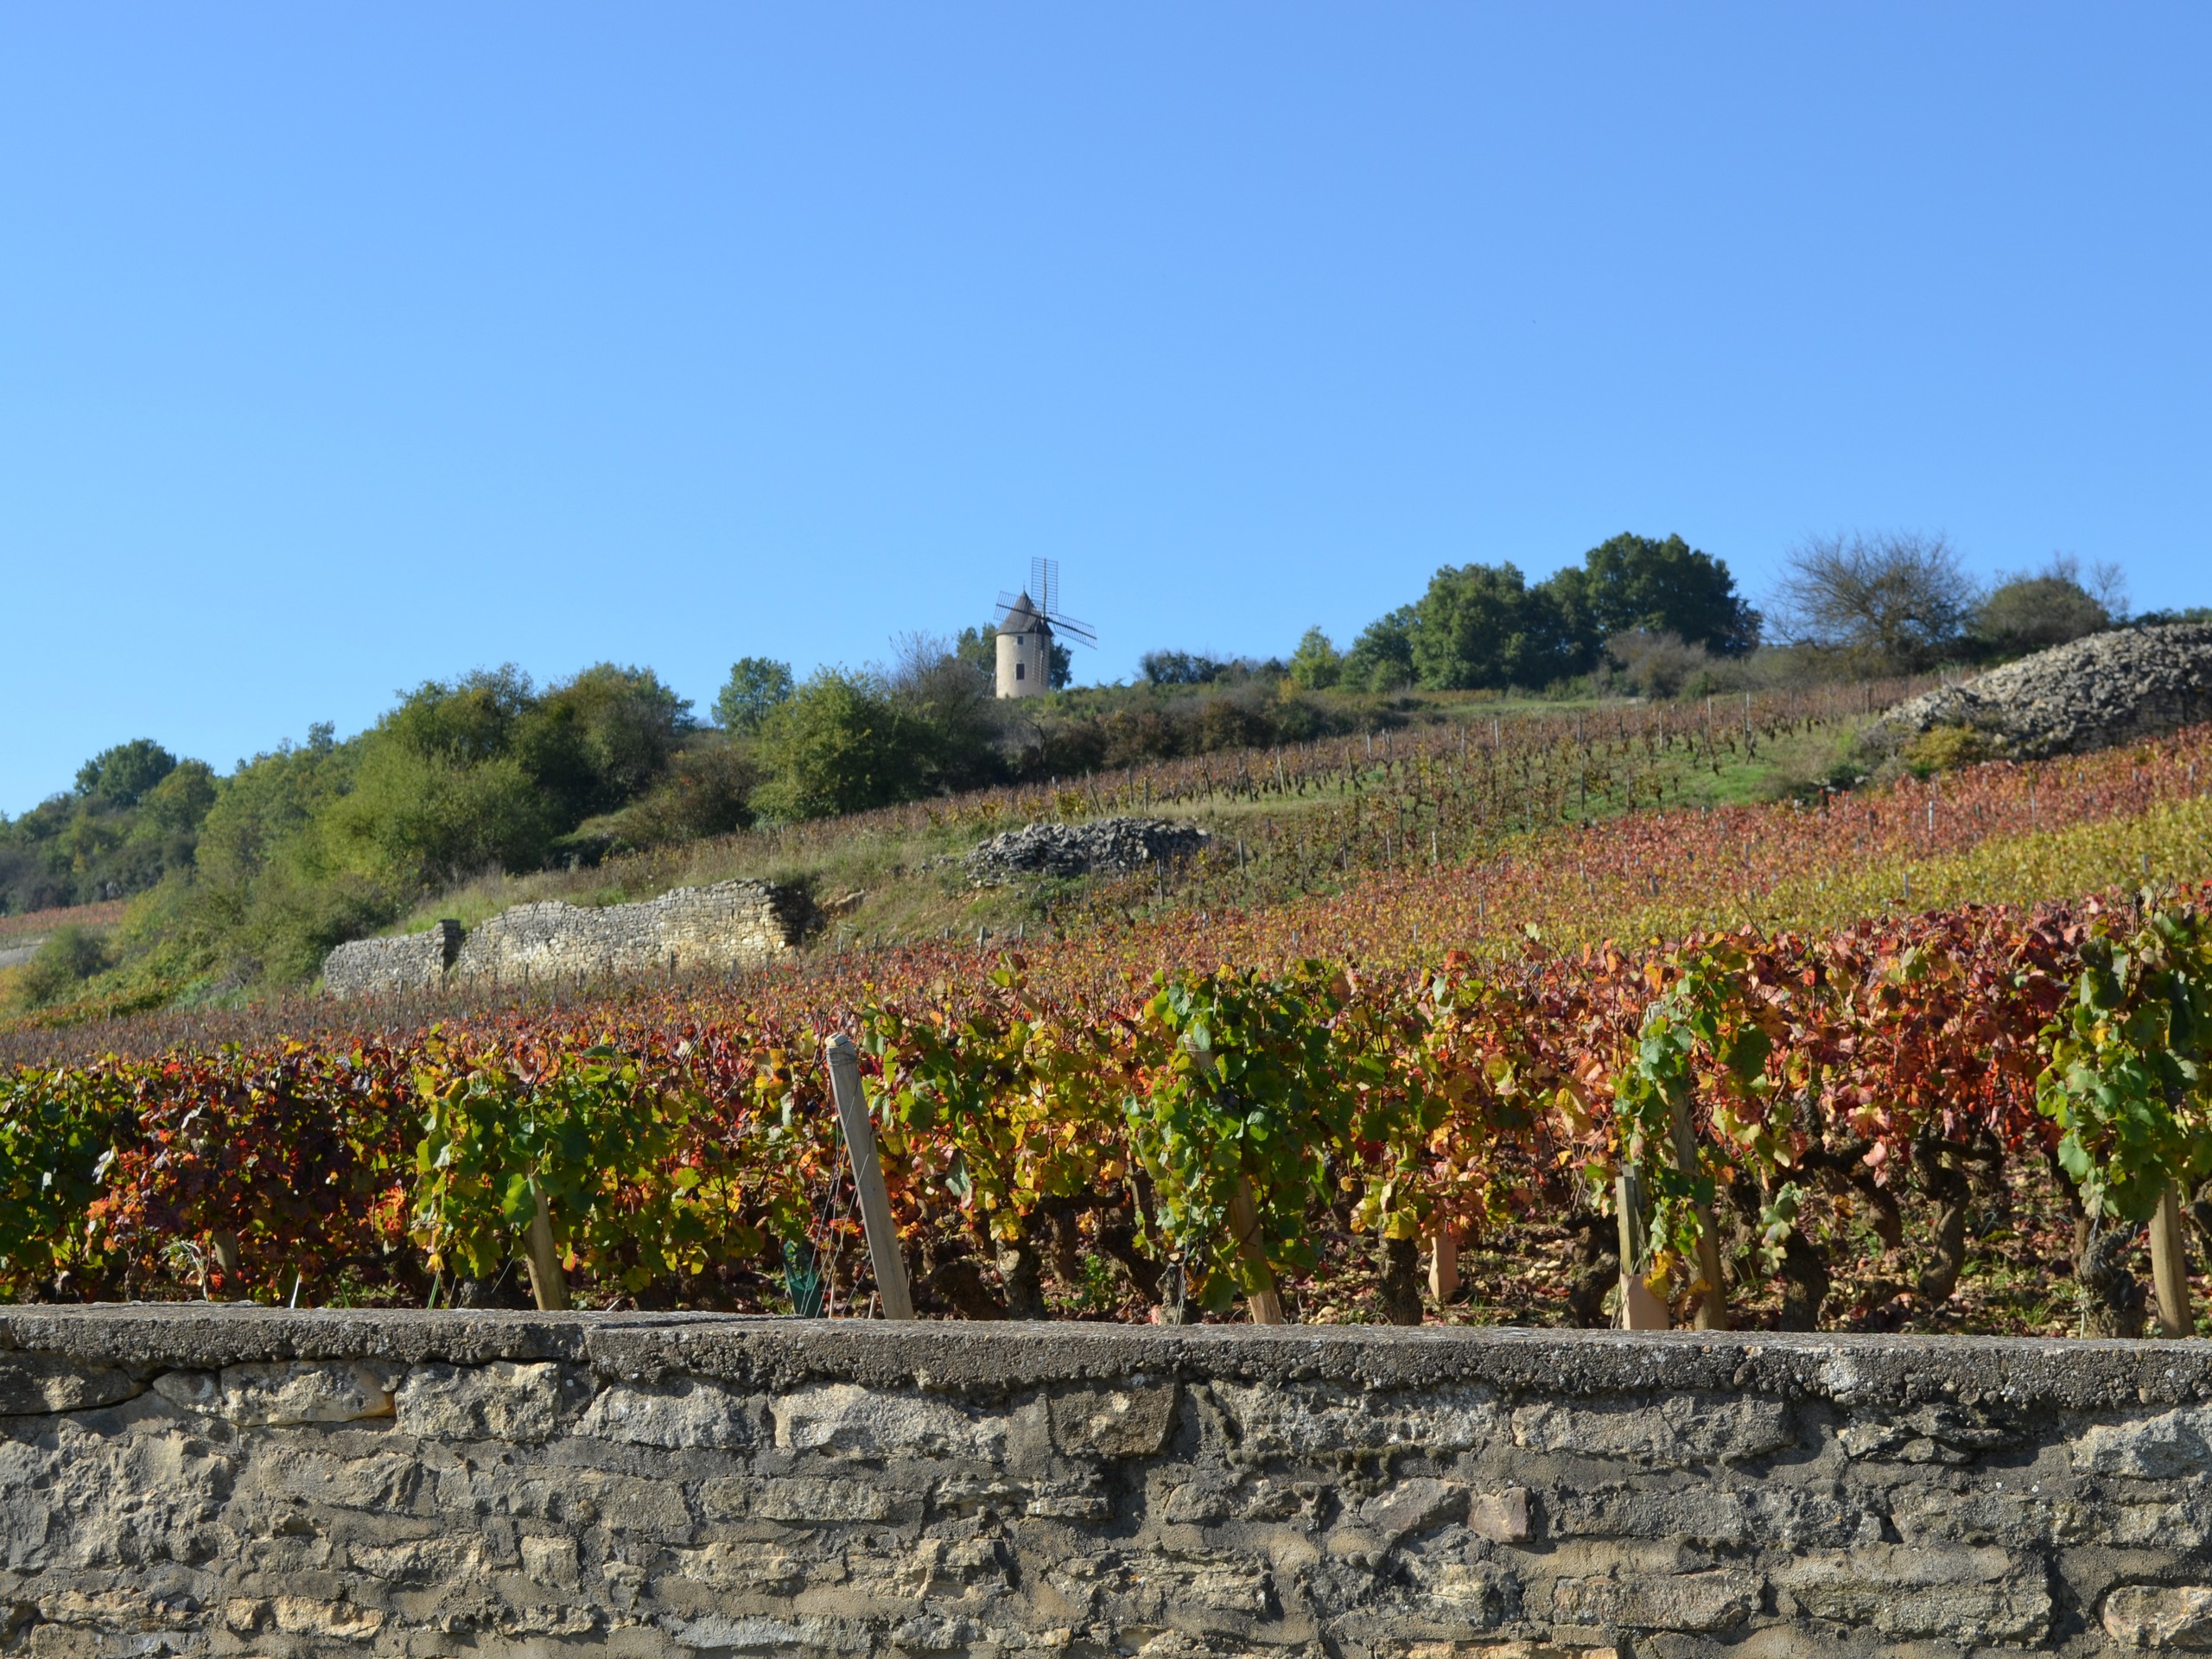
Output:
[995, 558, 1096, 698]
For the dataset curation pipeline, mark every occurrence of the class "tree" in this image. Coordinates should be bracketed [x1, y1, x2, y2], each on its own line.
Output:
[1287, 627, 1343, 690]
[1141, 650, 1230, 686]
[749, 670, 932, 821]
[1770, 531, 1978, 669]
[1974, 554, 2120, 656]
[884, 633, 1002, 792]
[1574, 533, 1759, 657]
[1341, 607, 1417, 693]
[714, 658, 795, 734]
[332, 668, 559, 887]
[74, 739, 178, 809]
[521, 664, 694, 821]
[1409, 563, 1580, 690]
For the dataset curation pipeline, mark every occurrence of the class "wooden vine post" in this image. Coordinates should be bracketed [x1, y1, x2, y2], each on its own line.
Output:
[824, 1033, 916, 1320]
[1614, 1160, 1670, 1331]
[2151, 1183, 2192, 1338]
[1226, 1175, 1286, 1325]
[1428, 1224, 1459, 1303]
[523, 1175, 569, 1312]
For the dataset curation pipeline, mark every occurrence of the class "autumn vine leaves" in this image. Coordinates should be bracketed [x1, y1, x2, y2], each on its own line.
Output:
[6, 886, 2212, 1333]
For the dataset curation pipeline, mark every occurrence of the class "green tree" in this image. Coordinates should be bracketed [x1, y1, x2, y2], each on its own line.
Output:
[520, 664, 694, 822]
[1974, 555, 2120, 656]
[1341, 607, 1416, 692]
[714, 658, 795, 734]
[1409, 563, 1580, 690]
[1287, 627, 1343, 690]
[329, 670, 556, 887]
[1573, 532, 1758, 657]
[74, 739, 178, 809]
[749, 670, 932, 821]
[137, 760, 218, 839]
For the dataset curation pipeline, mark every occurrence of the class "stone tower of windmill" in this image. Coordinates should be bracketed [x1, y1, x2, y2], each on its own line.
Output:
[995, 558, 1096, 698]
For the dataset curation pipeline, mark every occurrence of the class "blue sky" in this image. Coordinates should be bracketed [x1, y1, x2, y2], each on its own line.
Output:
[3, 5, 2207, 811]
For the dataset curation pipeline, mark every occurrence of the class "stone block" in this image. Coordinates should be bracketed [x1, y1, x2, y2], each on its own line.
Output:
[0, 1354, 141, 1417]
[154, 1361, 398, 1427]
[352, 1535, 487, 1583]
[395, 1360, 564, 1442]
[578, 1376, 755, 1449]
[1549, 1569, 1759, 1633]
[2075, 1406, 2212, 1480]
[746, 1475, 899, 1522]
[659, 1612, 873, 1652]
[519, 1533, 582, 1592]
[1769, 1543, 2050, 1643]
[773, 1382, 1006, 1461]
[2104, 1583, 2212, 1649]
[568, 1468, 694, 1536]
[1208, 1381, 1499, 1459]
[1468, 1486, 1532, 1544]
[1836, 1401, 2019, 1463]
[1048, 1381, 1179, 1457]
[658, 1542, 810, 1598]
[1511, 1395, 1794, 1466]
[270, 1597, 385, 1637]
[1353, 1477, 1469, 1548]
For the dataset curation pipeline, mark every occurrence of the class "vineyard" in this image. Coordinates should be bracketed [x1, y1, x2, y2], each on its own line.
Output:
[7, 714, 2212, 1334]
[365, 676, 1929, 952]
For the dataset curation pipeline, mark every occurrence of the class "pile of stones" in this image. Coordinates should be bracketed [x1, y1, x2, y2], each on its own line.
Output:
[963, 817, 1212, 886]
[1875, 622, 2212, 760]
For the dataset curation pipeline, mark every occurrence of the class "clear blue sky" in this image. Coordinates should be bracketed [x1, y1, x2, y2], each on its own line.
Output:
[3, 6, 2207, 812]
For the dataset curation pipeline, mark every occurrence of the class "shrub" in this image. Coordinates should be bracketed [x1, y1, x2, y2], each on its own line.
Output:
[1902, 724, 2000, 778]
[13, 926, 111, 1010]
[749, 671, 932, 822]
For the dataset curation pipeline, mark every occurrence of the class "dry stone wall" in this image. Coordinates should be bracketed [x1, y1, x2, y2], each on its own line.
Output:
[1876, 622, 2212, 760]
[11, 1313, 2212, 1656]
[321, 880, 808, 997]
[321, 921, 461, 998]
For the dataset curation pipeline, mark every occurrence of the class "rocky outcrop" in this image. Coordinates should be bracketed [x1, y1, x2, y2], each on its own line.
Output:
[1876, 622, 2212, 759]
[9, 1311, 2212, 1655]
[965, 816, 1211, 885]
[321, 880, 808, 996]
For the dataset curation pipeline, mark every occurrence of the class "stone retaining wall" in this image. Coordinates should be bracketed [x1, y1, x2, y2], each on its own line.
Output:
[321, 880, 809, 997]
[322, 920, 461, 997]
[10, 1313, 2212, 1656]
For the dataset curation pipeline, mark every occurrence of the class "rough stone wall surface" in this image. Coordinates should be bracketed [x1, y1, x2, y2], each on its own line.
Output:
[12, 1316, 2212, 1656]
[321, 881, 806, 996]
[321, 920, 460, 997]
[449, 880, 807, 985]
[966, 817, 1211, 886]
[1876, 622, 2212, 760]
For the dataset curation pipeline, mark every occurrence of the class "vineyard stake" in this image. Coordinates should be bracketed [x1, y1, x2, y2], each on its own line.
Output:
[1613, 1164, 1669, 1330]
[523, 1176, 569, 1312]
[1427, 1224, 1459, 1302]
[1226, 1175, 1286, 1325]
[824, 1034, 915, 1320]
[2152, 1184, 2193, 1338]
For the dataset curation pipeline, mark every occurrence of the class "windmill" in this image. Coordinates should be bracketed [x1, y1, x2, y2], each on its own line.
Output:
[994, 557, 1096, 698]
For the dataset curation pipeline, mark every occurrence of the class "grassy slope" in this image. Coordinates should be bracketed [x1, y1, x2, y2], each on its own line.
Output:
[387, 690, 1873, 959]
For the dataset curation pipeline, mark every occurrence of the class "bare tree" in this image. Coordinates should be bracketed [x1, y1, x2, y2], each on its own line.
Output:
[1770, 531, 1980, 670]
